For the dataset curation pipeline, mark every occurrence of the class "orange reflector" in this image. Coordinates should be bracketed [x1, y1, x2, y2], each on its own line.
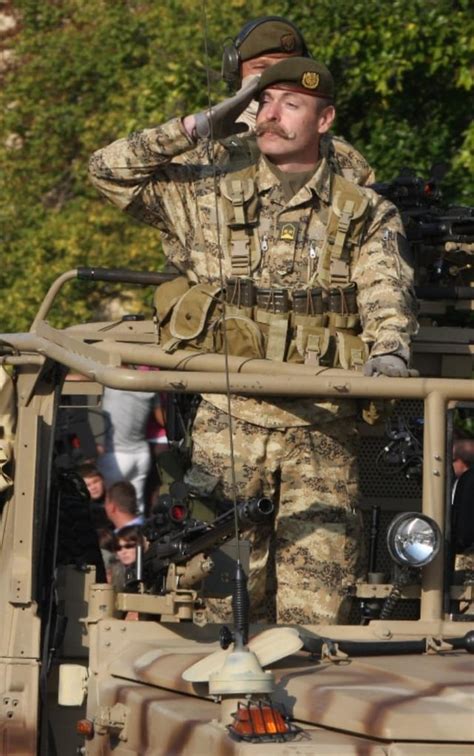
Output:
[76, 719, 94, 738]
[232, 704, 289, 737]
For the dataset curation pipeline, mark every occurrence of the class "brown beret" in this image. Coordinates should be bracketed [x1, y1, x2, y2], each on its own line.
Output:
[237, 19, 307, 62]
[256, 57, 335, 100]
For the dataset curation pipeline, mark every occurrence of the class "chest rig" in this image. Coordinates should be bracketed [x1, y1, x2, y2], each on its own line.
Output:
[154, 158, 371, 370]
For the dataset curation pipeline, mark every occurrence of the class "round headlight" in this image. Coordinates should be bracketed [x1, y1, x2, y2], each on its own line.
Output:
[386, 512, 441, 568]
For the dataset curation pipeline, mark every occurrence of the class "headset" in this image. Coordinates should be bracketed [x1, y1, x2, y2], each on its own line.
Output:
[221, 16, 310, 90]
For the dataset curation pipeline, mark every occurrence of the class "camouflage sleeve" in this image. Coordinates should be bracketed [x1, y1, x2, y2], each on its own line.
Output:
[352, 193, 419, 364]
[88, 118, 198, 216]
[321, 133, 375, 186]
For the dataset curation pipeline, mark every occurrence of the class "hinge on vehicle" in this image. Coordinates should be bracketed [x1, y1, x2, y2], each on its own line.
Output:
[320, 641, 349, 662]
[94, 702, 129, 740]
[425, 636, 453, 654]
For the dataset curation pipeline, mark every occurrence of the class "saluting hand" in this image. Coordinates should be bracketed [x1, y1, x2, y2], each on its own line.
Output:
[183, 76, 260, 141]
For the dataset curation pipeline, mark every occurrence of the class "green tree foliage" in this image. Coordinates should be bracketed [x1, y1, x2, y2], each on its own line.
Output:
[1, 0, 472, 330]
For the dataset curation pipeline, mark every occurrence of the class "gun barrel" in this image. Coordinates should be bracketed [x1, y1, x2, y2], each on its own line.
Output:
[415, 286, 474, 301]
[408, 217, 474, 243]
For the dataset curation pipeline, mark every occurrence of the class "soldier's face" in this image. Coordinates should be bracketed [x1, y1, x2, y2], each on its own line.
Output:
[241, 53, 298, 83]
[256, 88, 334, 165]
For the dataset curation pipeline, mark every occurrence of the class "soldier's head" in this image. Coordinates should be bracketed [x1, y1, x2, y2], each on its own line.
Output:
[222, 16, 310, 90]
[105, 480, 138, 527]
[255, 57, 336, 168]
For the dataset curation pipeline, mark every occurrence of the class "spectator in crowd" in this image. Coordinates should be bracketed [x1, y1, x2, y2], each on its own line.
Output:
[78, 462, 106, 503]
[109, 525, 140, 591]
[451, 435, 474, 579]
[77, 462, 108, 521]
[104, 480, 144, 534]
[98, 385, 165, 512]
[452, 438, 474, 479]
[56, 470, 107, 582]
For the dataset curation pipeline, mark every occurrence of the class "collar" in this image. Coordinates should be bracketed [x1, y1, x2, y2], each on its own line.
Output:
[114, 514, 144, 535]
[256, 155, 332, 205]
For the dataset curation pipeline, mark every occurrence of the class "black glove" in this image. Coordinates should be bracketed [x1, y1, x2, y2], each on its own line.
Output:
[363, 355, 418, 377]
[194, 77, 260, 140]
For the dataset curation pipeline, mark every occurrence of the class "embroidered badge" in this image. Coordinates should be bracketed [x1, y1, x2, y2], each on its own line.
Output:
[301, 72, 320, 90]
[280, 33, 296, 52]
[279, 222, 297, 241]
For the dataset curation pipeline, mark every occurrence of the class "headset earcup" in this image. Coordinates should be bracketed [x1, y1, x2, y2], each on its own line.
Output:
[221, 41, 241, 88]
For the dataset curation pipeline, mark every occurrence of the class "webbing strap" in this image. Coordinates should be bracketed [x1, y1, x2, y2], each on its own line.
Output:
[332, 200, 355, 259]
[351, 347, 364, 367]
[316, 199, 355, 288]
[229, 180, 247, 226]
[265, 318, 289, 361]
[223, 176, 261, 277]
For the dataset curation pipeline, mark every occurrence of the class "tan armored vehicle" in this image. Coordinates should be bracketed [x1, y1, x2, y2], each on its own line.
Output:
[1, 261, 473, 755]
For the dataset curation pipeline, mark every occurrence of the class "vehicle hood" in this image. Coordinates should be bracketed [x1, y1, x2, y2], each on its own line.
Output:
[109, 640, 474, 742]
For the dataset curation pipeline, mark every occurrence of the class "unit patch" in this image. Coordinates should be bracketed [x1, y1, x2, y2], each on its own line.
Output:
[279, 222, 298, 241]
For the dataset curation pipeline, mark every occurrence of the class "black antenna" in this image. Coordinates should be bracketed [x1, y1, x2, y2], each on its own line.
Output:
[201, 0, 249, 649]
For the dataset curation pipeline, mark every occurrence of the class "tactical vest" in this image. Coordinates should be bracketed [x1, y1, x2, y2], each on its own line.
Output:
[154, 161, 371, 371]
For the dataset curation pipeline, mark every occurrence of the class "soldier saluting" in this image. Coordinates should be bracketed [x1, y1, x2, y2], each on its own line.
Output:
[89, 54, 418, 625]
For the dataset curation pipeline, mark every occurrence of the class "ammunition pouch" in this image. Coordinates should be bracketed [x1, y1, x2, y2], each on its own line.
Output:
[154, 277, 368, 369]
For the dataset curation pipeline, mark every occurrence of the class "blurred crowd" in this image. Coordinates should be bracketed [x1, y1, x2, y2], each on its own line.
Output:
[73, 384, 170, 594]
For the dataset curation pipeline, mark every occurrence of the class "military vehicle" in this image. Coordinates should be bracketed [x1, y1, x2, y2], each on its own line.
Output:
[1, 172, 473, 754]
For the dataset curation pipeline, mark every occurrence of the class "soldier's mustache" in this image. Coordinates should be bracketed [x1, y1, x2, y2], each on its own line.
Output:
[255, 121, 296, 140]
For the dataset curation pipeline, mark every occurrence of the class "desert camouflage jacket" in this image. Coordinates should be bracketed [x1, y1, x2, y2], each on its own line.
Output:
[89, 118, 418, 428]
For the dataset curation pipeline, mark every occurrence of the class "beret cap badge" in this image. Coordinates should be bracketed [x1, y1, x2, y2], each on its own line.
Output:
[280, 32, 296, 52]
[301, 71, 320, 90]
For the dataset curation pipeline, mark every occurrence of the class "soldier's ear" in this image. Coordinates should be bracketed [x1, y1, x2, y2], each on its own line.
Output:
[317, 104, 335, 134]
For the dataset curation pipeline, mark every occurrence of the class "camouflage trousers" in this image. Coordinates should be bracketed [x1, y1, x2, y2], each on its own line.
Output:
[188, 400, 363, 625]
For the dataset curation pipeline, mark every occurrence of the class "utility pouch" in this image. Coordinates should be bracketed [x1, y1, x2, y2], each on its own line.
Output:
[170, 282, 221, 340]
[253, 289, 289, 361]
[317, 175, 370, 288]
[287, 324, 331, 365]
[154, 276, 191, 324]
[160, 282, 222, 352]
[334, 331, 368, 370]
[221, 173, 261, 276]
[325, 179, 369, 258]
[213, 315, 265, 358]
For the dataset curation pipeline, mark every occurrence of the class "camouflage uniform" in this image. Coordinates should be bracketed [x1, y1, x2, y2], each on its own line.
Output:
[188, 401, 362, 624]
[89, 117, 417, 624]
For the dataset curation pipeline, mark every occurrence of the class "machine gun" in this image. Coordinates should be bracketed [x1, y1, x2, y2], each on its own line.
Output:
[371, 167, 474, 295]
[140, 488, 274, 593]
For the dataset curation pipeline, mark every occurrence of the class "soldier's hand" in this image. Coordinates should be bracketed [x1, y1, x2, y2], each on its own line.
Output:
[190, 77, 260, 141]
[363, 355, 418, 377]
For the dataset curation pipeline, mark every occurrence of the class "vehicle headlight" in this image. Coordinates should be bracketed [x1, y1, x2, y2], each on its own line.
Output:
[386, 512, 441, 567]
